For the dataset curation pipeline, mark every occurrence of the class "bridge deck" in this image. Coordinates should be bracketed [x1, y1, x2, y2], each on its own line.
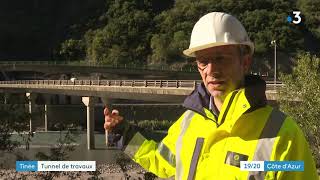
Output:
[0, 80, 282, 102]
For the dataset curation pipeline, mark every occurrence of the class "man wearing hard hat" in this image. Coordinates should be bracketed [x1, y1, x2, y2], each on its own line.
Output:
[104, 12, 318, 179]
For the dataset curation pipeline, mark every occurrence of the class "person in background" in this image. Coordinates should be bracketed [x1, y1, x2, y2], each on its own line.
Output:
[104, 12, 318, 180]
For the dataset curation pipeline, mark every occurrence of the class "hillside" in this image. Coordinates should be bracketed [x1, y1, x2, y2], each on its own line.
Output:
[0, 0, 319, 74]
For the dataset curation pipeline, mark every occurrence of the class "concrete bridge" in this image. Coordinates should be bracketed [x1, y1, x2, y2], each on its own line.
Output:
[0, 61, 200, 79]
[0, 79, 281, 101]
[0, 79, 282, 150]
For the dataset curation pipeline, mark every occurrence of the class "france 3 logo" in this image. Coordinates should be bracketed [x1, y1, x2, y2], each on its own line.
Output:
[287, 11, 303, 25]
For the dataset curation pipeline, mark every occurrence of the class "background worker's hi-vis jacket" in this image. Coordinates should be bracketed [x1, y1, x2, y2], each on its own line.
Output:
[123, 75, 318, 180]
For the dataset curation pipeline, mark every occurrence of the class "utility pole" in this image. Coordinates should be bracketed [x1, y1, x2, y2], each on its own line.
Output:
[271, 40, 277, 85]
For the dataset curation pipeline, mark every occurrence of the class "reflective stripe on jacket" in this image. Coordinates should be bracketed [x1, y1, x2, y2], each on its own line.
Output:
[124, 75, 318, 180]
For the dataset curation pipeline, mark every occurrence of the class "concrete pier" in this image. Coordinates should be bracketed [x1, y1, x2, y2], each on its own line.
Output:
[82, 96, 98, 150]
[26, 93, 36, 132]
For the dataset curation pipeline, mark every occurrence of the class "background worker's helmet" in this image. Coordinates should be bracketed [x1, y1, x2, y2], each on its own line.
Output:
[183, 12, 254, 57]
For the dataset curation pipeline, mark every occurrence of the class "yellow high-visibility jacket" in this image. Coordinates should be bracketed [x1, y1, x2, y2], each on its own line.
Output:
[124, 75, 318, 180]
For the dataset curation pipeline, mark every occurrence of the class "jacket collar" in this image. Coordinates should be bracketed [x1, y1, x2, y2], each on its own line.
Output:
[183, 75, 267, 120]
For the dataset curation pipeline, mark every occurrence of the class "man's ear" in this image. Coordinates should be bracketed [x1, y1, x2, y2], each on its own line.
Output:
[242, 55, 252, 74]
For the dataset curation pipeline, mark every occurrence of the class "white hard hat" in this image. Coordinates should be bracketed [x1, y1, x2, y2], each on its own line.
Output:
[183, 12, 254, 57]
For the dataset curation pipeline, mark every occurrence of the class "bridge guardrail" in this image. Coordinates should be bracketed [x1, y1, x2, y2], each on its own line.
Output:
[0, 79, 284, 89]
[0, 61, 198, 73]
[0, 80, 203, 89]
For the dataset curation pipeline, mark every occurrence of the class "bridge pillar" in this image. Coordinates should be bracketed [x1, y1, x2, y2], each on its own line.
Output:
[44, 104, 48, 132]
[82, 96, 98, 150]
[3, 93, 9, 104]
[26, 93, 37, 132]
[43, 94, 52, 132]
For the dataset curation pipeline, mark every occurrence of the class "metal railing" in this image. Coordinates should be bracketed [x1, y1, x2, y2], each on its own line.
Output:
[0, 61, 198, 72]
[0, 80, 203, 89]
[0, 79, 285, 90]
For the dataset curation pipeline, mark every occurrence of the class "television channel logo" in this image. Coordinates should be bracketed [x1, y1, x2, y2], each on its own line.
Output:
[287, 11, 302, 24]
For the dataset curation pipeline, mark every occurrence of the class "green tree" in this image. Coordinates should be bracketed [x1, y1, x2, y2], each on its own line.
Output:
[279, 53, 320, 167]
[150, 0, 305, 67]
[59, 39, 86, 61]
[296, 0, 320, 54]
[297, 0, 320, 39]
[35, 130, 78, 179]
[0, 103, 32, 170]
[54, 0, 320, 73]
[0, 104, 31, 152]
[149, 0, 210, 66]
[85, 0, 154, 65]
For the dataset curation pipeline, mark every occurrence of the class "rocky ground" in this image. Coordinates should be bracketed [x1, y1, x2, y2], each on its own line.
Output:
[0, 163, 173, 180]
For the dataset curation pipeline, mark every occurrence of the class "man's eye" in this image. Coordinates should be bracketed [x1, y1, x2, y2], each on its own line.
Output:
[198, 61, 208, 67]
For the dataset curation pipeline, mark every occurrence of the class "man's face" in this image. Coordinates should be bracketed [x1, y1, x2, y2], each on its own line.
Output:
[195, 45, 251, 100]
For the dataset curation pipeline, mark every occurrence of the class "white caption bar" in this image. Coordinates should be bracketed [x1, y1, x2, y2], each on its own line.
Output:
[38, 161, 96, 171]
[240, 161, 264, 171]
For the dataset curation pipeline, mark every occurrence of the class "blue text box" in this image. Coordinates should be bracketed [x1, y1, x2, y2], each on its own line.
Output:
[264, 161, 304, 171]
[16, 161, 38, 172]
